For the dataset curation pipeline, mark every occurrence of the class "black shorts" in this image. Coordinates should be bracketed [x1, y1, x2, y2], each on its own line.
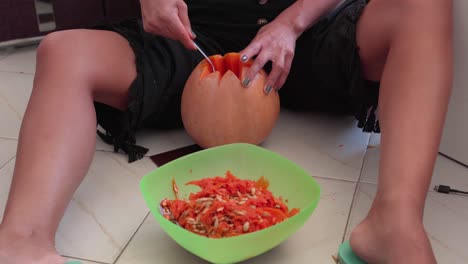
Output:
[94, 0, 380, 163]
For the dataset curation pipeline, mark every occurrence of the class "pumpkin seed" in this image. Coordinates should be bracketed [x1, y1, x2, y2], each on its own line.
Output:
[234, 210, 246, 216]
[217, 206, 224, 212]
[160, 198, 169, 207]
[243, 222, 250, 232]
[198, 197, 214, 202]
[179, 211, 187, 219]
[201, 207, 210, 215]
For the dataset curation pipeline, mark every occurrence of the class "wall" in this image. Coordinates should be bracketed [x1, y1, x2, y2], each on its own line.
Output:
[439, 0, 468, 165]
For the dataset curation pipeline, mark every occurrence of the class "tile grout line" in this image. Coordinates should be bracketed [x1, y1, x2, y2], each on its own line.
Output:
[0, 141, 160, 157]
[94, 148, 155, 158]
[95, 149, 116, 154]
[112, 211, 151, 264]
[340, 133, 373, 244]
[0, 70, 35, 75]
[0, 50, 14, 62]
[61, 255, 109, 264]
[0, 137, 116, 154]
[0, 155, 16, 171]
[0, 136, 17, 141]
[0, 56, 11, 62]
[312, 175, 360, 184]
[0, 46, 37, 75]
[340, 176, 362, 243]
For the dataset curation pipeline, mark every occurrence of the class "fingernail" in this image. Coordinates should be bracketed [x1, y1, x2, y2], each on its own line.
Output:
[191, 30, 197, 38]
[264, 85, 272, 94]
[242, 78, 250, 87]
[241, 55, 248, 62]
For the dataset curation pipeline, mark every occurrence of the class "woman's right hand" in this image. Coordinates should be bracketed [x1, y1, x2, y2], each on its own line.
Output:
[139, 0, 196, 50]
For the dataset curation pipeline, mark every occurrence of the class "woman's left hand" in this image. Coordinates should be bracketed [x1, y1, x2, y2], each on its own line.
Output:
[240, 19, 300, 94]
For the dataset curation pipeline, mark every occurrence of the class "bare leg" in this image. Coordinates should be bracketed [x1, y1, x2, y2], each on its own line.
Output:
[0, 29, 136, 264]
[350, 0, 453, 263]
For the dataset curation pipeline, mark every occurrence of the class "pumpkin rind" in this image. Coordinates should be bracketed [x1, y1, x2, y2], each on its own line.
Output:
[181, 53, 280, 148]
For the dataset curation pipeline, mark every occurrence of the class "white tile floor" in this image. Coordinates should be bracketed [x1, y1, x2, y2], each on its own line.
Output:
[1, 45, 468, 264]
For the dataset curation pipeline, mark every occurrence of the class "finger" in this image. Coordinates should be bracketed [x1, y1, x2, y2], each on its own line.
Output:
[239, 41, 262, 64]
[275, 73, 288, 92]
[265, 58, 284, 94]
[153, 11, 179, 38]
[177, 1, 196, 39]
[167, 18, 196, 50]
[275, 51, 294, 90]
[142, 15, 161, 35]
[242, 50, 269, 88]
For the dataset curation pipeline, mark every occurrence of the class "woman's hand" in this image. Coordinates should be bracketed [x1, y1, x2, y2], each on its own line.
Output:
[140, 0, 196, 49]
[240, 19, 300, 94]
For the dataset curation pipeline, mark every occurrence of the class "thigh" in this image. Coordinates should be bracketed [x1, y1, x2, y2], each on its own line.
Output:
[37, 29, 137, 110]
[82, 29, 137, 110]
[355, 0, 399, 81]
[89, 29, 136, 110]
[356, 0, 452, 82]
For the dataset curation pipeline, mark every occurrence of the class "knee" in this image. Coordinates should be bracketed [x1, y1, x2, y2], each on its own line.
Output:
[36, 30, 98, 85]
[380, 0, 451, 16]
[371, 0, 452, 38]
[37, 30, 78, 62]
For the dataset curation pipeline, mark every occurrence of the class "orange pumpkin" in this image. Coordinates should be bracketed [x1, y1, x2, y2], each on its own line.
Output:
[181, 52, 280, 148]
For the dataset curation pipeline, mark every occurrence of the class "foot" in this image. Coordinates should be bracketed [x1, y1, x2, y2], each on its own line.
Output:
[0, 228, 65, 264]
[349, 209, 436, 264]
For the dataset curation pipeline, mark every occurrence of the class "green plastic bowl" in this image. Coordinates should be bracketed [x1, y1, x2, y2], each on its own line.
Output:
[140, 143, 321, 264]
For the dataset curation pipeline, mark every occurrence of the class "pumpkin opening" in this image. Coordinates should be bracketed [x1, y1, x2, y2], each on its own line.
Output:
[199, 53, 253, 81]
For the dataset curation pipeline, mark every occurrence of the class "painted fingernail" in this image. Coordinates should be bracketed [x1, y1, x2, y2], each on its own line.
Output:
[241, 55, 248, 62]
[264, 85, 272, 94]
[191, 30, 197, 38]
[242, 78, 250, 87]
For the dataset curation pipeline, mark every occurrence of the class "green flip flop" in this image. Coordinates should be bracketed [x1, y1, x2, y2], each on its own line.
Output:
[65, 261, 82, 264]
[338, 241, 366, 264]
